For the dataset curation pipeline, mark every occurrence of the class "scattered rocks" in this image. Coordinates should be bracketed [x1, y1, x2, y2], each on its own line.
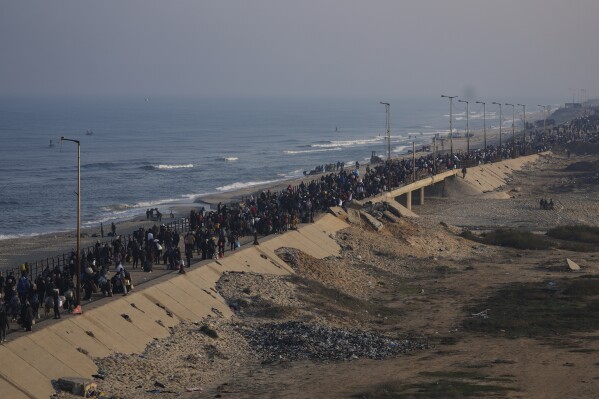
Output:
[239, 321, 426, 362]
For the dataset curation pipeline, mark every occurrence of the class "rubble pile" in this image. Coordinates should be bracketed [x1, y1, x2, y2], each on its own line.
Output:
[240, 321, 426, 362]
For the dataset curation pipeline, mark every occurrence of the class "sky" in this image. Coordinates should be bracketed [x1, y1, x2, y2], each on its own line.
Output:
[0, 0, 597, 100]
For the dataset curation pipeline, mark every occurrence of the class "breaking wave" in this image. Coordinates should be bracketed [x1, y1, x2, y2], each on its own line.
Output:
[284, 147, 342, 155]
[142, 164, 194, 170]
[216, 179, 283, 192]
[311, 137, 384, 148]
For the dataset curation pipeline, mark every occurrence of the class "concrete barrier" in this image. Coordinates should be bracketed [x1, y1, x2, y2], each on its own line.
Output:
[387, 200, 419, 218]
[462, 154, 542, 193]
[360, 211, 384, 231]
[0, 215, 349, 398]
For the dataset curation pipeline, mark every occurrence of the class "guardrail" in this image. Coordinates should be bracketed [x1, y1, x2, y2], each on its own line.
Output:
[2, 217, 191, 280]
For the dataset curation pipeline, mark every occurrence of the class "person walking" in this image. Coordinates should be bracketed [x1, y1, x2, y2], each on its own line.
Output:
[22, 301, 33, 332]
[0, 300, 9, 342]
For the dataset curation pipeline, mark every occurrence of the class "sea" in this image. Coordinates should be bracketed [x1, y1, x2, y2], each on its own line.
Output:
[0, 96, 558, 238]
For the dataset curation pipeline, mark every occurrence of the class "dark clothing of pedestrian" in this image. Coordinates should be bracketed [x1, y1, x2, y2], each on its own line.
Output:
[52, 290, 60, 319]
[22, 303, 33, 331]
[0, 303, 9, 341]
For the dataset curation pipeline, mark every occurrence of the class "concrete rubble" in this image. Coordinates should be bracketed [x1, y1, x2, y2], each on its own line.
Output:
[56, 377, 97, 397]
[239, 321, 426, 362]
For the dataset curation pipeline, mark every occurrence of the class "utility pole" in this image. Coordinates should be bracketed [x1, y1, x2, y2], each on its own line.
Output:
[412, 141, 416, 182]
[476, 101, 486, 150]
[518, 104, 526, 153]
[505, 103, 515, 157]
[433, 136, 437, 174]
[441, 95, 458, 156]
[60, 136, 82, 312]
[380, 102, 391, 161]
[492, 102, 503, 150]
[458, 99, 470, 155]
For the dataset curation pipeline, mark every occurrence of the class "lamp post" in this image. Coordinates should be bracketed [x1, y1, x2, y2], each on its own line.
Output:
[538, 104, 548, 133]
[492, 102, 503, 150]
[458, 99, 470, 155]
[505, 103, 515, 157]
[517, 104, 526, 152]
[441, 95, 458, 156]
[60, 136, 81, 309]
[476, 101, 487, 150]
[433, 136, 437, 175]
[380, 102, 391, 161]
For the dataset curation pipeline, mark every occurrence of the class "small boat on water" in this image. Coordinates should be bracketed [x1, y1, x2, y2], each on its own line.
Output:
[49, 140, 55, 148]
[86, 130, 94, 136]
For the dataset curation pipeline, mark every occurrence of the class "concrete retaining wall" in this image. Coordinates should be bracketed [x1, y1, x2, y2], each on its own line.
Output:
[462, 154, 542, 193]
[0, 213, 348, 399]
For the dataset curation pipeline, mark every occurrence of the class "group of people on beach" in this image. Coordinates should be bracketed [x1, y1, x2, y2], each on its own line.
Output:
[304, 161, 346, 176]
[146, 208, 163, 221]
[2, 108, 599, 338]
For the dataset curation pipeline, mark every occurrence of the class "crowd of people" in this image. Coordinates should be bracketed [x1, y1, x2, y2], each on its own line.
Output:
[1, 108, 599, 336]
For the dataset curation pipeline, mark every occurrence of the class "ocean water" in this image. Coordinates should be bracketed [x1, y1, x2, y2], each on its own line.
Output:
[0, 96, 550, 238]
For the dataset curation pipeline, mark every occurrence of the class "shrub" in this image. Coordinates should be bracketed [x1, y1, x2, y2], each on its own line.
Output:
[199, 325, 219, 339]
[547, 225, 599, 244]
[482, 229, 551, 250]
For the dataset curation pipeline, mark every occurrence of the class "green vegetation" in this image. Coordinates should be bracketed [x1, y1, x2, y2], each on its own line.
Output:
[461, 229, 551, 250]
[354, 371, 515, 398]
[464, 277, 599, 338]
[547, 225, 599, 244]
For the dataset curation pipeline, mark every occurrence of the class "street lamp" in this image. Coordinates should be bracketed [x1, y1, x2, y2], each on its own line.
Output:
[475, 101, 487, 150]
[538, 104, 548, 133]
[505, 103, 515, 157]
[517, 104, 526, 152]
[441, 95, 458, 156]
[492, 102, 503, 150]
[458, 99, 470, 155]
[60, 136, 82, 311]
[380, 102, 391, 161]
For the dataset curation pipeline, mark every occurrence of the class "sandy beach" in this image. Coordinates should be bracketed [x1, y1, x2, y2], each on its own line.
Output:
[49, 142, 599, 399]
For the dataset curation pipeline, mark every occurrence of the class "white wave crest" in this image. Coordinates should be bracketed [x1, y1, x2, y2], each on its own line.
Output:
[277, 169, 304, 178]
[154, 164, 194, 170]
[216, 179, 282, 192]
[284, 147, 342, 155]
[0, 232, 45, 241]
[311, 137, 384, 148]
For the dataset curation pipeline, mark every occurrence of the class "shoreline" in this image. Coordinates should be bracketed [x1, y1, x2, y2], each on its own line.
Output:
[0, 118, 537, 269]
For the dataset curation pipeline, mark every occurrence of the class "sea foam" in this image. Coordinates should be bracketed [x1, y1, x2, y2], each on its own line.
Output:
[284, 147, 342, 155]
[153, 164, 194, 170]
[216, 179, 283, 192]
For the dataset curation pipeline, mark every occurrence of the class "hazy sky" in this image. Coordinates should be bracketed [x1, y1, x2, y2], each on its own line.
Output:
[1, 0, 597, 99]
